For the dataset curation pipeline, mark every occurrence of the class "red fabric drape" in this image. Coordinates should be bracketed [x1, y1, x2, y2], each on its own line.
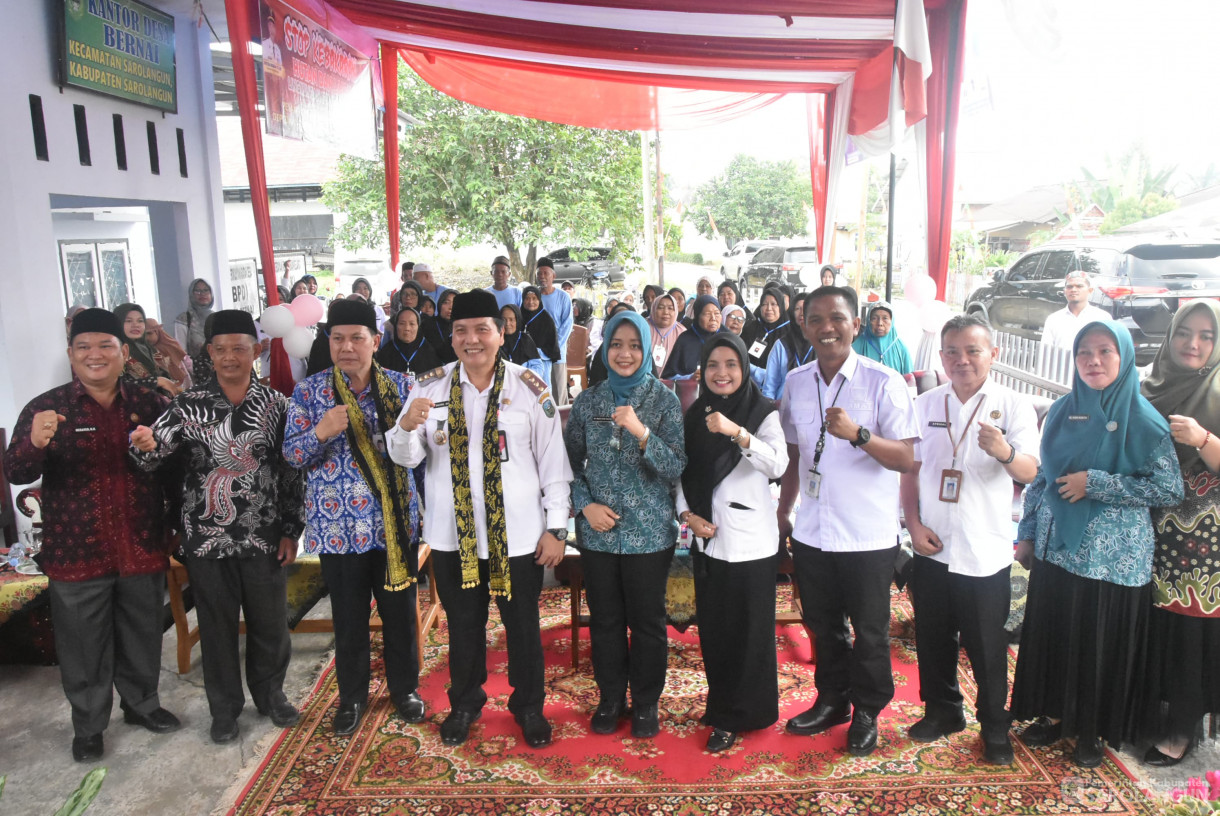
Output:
[807, 93, 829, 263]
[924, 0, 967, 300]
[224, 0, 292, 395]
[381, 44, 401, 271]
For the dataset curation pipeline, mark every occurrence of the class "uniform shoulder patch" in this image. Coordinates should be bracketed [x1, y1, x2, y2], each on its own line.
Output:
[518, 368, 549, 397]
[415, 366, 446, 384]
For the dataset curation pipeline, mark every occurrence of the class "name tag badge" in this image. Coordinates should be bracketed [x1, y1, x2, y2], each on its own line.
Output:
[939, 468, 963, 503]
[652, 345, 666, 368]
[1068, 414, 1090, 421]
[806, 470, 822, 500]
[497, 430, 509, 462]
[592, 415, 616, 423]
[927, 421, 948, 428]
[372, 431, 387, 455]
[75, 426, 97, 433]
[748, 340, 767, 359]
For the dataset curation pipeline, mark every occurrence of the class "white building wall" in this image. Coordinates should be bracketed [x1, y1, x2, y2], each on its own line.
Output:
[0, 1, 227, 432]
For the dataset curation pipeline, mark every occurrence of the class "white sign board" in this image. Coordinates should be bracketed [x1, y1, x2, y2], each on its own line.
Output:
[229, 258, 262, 316]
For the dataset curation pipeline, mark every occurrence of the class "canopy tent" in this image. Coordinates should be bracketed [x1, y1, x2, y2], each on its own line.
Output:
[224, 0, 967, 393]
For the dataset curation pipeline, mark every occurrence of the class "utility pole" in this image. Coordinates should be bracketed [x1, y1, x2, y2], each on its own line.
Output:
[641, 132, 655, 281]
[655, 129, 665, 288]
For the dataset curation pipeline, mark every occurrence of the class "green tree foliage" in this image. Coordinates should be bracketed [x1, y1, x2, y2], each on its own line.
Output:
[1099, 192, 1179, 234]
[322, 70, 643, 281]
[1071, 142, 1176, 213]
[691, 155, 812, 247]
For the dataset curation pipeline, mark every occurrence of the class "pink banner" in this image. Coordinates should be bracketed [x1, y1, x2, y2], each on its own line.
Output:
[259, 0, 376, 158]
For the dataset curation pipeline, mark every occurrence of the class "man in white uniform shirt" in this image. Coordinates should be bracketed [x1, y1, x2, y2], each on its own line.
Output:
[780, 286, 919, 757]
[1038, 270, 1110, 369]
[387, 289, 571, 749]
[900, 314, 1040, 765]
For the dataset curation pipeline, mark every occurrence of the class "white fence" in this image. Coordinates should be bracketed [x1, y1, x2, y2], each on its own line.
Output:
[991, 331, 1072, 398]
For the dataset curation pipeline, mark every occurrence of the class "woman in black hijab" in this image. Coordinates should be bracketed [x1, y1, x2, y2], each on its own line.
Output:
[661, 295, 721, 380]
[425, 289, 457, 364]
[375, 307, 440, 375]
[499, 304, 549, 384]
[640, 284, 664, 318]
[677, 332, 788, 752]
[521, 284, 563, 364]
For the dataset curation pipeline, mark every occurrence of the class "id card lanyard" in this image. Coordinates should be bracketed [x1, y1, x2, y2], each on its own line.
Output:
[807, 374, 847, 499]
[750, 321, 789, 359]
[940, 393, 985, 503]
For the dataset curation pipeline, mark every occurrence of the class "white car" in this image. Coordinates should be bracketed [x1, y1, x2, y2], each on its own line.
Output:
[719, 240, 767, 281]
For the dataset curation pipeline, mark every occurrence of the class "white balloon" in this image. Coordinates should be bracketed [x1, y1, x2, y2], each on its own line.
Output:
[260, 304, 296, 339]
[904, 274, 937, 308]
[283, 326, 316, 358]
[919, 299, 953, 335]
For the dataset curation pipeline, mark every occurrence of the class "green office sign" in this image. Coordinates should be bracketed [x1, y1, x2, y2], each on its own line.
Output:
[61, 0, 177, 113]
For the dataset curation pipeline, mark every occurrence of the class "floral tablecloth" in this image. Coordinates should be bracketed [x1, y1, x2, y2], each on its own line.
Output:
[0, 567, 49, 627]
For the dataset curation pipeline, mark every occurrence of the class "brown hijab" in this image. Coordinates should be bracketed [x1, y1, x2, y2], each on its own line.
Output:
[1142, 300, 1220, 472]
[145, 317, 191, 386]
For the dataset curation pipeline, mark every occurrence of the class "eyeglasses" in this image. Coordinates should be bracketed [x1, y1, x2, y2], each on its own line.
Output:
[192, 288, 210, 294]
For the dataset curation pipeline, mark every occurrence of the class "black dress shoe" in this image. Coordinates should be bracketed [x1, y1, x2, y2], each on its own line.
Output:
[1019, 716, 1062, 747]
[786, 701, 852, 736]
[981, 729, 1014, 766]
[706, 728, 738, 753]
[210, 717, 240, 744]
[591, 698, 627, 734]
[847, 711, 879, 756]
[908, 712, 967, 743]
[333, 702, 365, 736]
[631, 704, 660, 738]
[1144, 741, 1194, 768]
[71, 734, 104, 763]
[1073, 737, 1104, 768]
[256, 696, 300, 727]
[440, 709, 482, 746]
[123, 706, 182, 734]
[394, 691, 427, 724]
[517, 711, 553, 748]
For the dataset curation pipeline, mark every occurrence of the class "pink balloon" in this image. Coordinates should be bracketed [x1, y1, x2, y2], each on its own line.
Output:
[289, 293, 324, 327]
[904, 274, 937, 308]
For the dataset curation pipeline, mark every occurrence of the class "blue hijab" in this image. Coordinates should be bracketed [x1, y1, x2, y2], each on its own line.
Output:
[1040, 320, 1170, 553]
[601, 310, 654, 406]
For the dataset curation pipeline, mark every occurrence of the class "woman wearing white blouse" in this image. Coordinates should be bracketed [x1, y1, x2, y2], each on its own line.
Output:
[677, 333, 789, 753]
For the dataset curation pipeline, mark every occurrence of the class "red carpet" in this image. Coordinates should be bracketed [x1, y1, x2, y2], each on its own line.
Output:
[229, 586, 1160, 815]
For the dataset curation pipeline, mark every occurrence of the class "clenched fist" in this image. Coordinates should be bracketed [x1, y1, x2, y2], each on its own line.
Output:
[130, 425, 157, 452]
[30, 410, 66, 449]
[315, 405, 351, 442]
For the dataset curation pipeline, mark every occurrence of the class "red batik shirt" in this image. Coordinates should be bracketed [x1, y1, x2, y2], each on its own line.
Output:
[4, 379, 170, 582]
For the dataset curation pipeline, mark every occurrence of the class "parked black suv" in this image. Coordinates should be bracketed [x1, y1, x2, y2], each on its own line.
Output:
[741, 244, 820, 293]
[963, 239, 1220, 364]
[543, 247, 625, 286]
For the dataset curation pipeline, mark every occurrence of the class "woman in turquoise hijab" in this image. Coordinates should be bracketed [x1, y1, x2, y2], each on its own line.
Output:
[563, 310, 687, 741]
[852, 301, 912, 375]
[1011, 320, 1182, 768]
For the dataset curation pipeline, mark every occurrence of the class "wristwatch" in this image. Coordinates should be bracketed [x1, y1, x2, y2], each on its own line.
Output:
[849, 426, 871, 448]
[546, 527, 569, 542]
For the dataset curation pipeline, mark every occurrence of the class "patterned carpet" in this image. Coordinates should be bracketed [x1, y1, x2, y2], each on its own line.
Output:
[228, 585, 1161, 816]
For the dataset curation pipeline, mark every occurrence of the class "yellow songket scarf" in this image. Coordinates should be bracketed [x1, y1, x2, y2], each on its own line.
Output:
[448, 358, 512, 598]
[332, 364, 417, 591]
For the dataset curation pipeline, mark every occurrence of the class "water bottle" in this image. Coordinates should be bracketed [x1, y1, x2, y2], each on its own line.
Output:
[7, 538, 25, 570]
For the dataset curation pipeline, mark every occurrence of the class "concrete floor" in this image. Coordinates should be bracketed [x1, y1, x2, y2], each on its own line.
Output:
[1, 596, 1215, 815]
[0, 601, 336, 816]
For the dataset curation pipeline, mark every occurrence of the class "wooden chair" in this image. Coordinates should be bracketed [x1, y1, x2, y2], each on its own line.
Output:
[566, 324, 590, 392]
[167, 542, 441, 675]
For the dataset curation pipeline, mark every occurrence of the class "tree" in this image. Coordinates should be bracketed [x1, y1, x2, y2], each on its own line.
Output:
[690, 155, 812, 247]
[1099, 192, 1178, 234]
[1070, 142, 1176, 213]
[322, 70, 643, 280]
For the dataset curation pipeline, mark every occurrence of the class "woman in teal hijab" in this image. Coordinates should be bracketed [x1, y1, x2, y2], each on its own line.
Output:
[563, 310, 687, 740]
[852, 301, 912, 374]
[1011, 320, 1182, 768]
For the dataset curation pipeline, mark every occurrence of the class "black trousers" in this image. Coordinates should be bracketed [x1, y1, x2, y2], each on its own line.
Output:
[792, 539, 896, 715]
[185, 553, 292, 720]
[580, 547, 674, 708]
[694, 550, 779, 732]
[910, 555, 1012, 728]
[431, 550, 545, 717]
[48, 572, 166, 739]
[318, 549, 419, 707]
